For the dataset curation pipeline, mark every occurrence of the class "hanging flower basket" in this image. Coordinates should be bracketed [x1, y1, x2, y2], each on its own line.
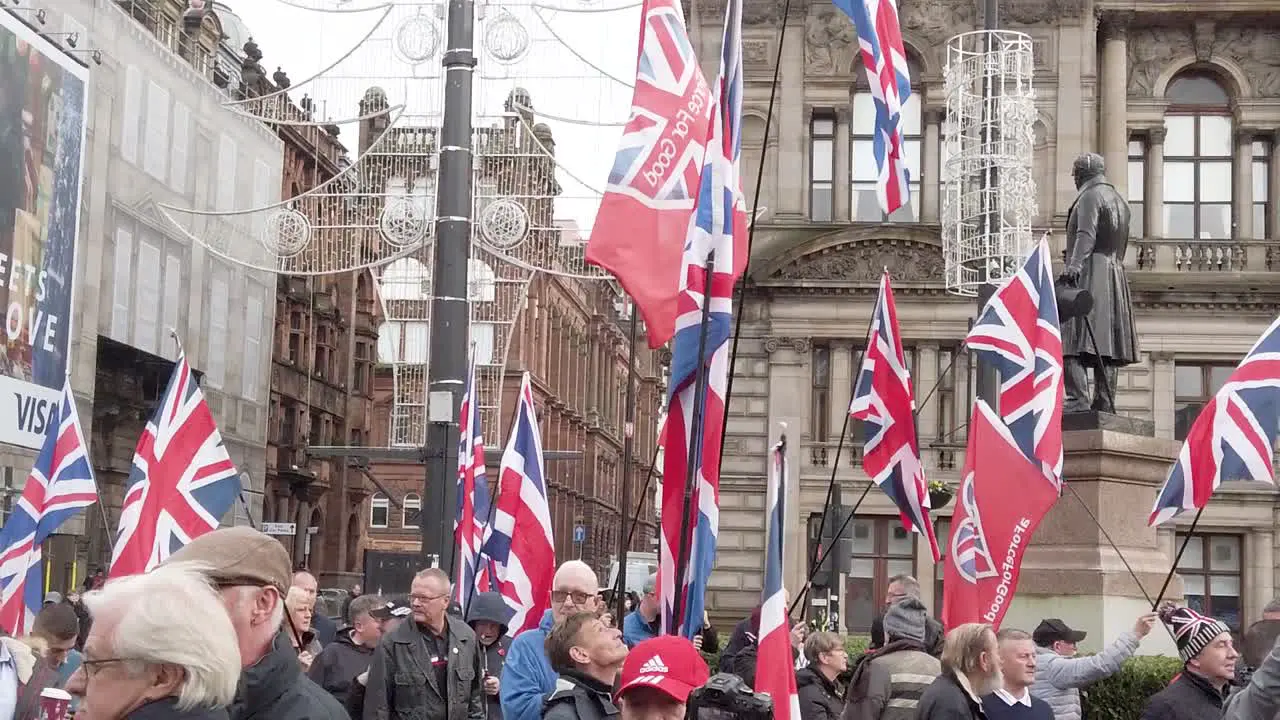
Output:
[928, 483, 954, 509]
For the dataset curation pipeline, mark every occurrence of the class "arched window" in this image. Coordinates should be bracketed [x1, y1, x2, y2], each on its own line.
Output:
[379, 258, 431, 301]
[377, 321, 429, 364]
[468, 259, 497, 302]
[1164, 72, 1233, 239]
[370, 493, 389, 528]
[852, 82, 922, 222]
[403, 493, 422, 529]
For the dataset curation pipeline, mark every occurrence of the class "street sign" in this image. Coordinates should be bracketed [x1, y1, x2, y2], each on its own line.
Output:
[573, 525, 586, 544]
[262, 522, 296, 536]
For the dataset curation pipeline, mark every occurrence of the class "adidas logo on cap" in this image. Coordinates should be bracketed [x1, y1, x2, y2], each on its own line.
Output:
[639, 655, 669, 675]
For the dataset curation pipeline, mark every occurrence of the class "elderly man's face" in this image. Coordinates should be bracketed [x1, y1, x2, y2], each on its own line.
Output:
[409, 576, 450, 627]
[65, 612, 182, 720]
[551, 568, 598, 624]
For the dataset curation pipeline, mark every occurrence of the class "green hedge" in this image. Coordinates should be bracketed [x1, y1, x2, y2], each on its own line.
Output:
[1080, 655, 1183, 720]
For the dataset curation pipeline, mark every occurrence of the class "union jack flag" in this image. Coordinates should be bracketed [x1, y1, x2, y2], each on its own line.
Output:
[0, 380, 97, 636]
[455, 355, 493, 609]
[588, 0, 719, 348]
[850, 271, 939, 561]
[658, 0, 747, 640]
[950, 472, 997, 584]
[836, 0, 912, 214]
[481, 372, 555, 635]
[964, 236, 1064, 485]
[1150, 315, 1280, 526]
[756, 436, 801, 720]
[109, 350, 241, 578]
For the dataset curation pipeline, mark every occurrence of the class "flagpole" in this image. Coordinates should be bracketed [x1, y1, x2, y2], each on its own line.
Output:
[1152, 506, 1204, 610]
[797, 280, 882, 614]
[614, 441, 662, 606]
[717, 0, 794, 462]
[673, 250, 716, 635]
[616, 298, 640, 624]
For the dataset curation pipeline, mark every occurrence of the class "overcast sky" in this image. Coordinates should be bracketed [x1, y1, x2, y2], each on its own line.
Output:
[227, 0, 641, 235]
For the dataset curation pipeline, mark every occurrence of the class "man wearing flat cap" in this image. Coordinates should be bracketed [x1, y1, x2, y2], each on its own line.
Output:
[1029, 614, 1155, 720]
[163, 526, 347, 720]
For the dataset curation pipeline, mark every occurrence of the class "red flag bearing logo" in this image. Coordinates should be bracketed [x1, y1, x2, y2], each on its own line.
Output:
[943, 400, 1057, 630]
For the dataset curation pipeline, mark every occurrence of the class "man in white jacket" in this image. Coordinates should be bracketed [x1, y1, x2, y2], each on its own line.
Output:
[1028, 614, 1157, 720]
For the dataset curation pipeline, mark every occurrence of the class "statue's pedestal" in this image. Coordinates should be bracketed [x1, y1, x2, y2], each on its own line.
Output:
[1002, 413, 1182, 657]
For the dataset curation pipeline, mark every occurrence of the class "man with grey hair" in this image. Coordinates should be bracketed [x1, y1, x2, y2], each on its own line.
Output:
[364, 568, 484, 720]
[64, 562, 241, 720]
[501, 559, 600, 720]
[163, 526, 347, 720]
[869, 575, 943, 656]
[621, 574, 660, 648]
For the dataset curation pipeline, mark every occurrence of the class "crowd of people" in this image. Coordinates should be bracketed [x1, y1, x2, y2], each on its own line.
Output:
[7, 538, 1280, 720]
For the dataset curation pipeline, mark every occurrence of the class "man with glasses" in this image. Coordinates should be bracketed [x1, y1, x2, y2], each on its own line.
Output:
[868, 575, 944, 657]
[63, 562, 241, 720]
[363, 568, 485, 720]
[501, 560, 600, 720]
[163, 526, 347, 720]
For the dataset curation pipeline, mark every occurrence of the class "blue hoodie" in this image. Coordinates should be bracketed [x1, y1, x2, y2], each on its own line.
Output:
[500, 609, 557, 720]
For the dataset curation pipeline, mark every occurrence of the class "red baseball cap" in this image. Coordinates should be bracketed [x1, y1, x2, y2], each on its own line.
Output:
[616, 636, 710, 703]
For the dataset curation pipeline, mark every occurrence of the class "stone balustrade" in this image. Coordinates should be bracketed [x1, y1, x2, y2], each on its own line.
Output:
[1130, 239, 1278, 272]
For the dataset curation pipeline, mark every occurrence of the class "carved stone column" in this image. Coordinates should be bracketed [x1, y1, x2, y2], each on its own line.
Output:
[1146, 127, 1165, 239]
[831, 341, 853, 438]
[1150, 351, 1175, 439]
[916, 344, 940, 448]
[1100, 15, 1129, 199]
[1271, 131, 1280, 240]
[922, 109, 943, 224]
[1236, 129, 1254, 242]
[835, 108, 852, 222]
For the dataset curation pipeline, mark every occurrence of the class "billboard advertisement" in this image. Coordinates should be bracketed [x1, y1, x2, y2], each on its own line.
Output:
[0, 13, 88, 449]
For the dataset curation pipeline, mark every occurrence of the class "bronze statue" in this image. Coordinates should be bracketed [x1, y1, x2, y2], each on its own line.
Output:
[1059, 153, 1138, 414]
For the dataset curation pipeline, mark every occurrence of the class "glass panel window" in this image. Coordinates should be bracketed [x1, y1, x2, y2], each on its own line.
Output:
[811, 115, 836, 222]
[811, 342, 831, 442]
[370, 493, 389, 529]
[845, 518, 918, 632]
[1164, 73, 1235, 241]
[1129, 137, 1146, 238]
[1254, 141, 1271, 240]
[1173, 362, 1235, 440]
[403, 493, 421, 529]
[851, 91, 922, 222]
[1176, 532, 1242, 631]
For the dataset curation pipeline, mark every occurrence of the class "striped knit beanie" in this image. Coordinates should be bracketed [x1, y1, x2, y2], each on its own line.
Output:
[1159, 603, 1231, 662]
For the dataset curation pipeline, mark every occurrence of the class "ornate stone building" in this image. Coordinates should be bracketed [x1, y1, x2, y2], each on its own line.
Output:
[357, 102, 665, 583]
[690, 0, 1280, 637]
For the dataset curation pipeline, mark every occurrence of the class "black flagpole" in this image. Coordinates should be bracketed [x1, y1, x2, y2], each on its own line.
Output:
[672, 250, 716, 635]
[616, 299, 641, 624]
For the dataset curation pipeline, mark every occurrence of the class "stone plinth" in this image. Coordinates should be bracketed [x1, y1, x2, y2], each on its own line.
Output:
[1001, 425, 1183, 657]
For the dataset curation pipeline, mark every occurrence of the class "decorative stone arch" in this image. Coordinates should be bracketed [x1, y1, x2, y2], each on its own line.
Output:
[1152, 58, 1253, 101]
[741, 109, 776, 142]
[753, 225, 946, 286]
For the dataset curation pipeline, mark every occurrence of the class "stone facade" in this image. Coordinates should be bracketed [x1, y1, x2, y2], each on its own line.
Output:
[690, 0, 1280, 636]
[39, 0, 281, 573]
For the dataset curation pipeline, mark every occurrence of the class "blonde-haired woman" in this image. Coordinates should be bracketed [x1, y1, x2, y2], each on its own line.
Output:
[285, 585, 323, 670]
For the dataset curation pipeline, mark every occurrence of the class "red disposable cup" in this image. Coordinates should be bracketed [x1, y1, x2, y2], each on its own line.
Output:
[38, 688, 72, 720]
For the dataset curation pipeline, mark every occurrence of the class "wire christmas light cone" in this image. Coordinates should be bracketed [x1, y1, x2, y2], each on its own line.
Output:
[941, 29, 1038, 296]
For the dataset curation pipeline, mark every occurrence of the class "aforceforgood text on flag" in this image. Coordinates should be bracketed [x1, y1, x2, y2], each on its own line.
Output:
[588, 0, 713, 348]
[942, 400, 1057, 630]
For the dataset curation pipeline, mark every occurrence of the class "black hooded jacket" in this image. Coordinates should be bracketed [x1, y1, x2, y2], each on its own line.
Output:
[308, 627, 377, 708]
[466, 591, 514, 720]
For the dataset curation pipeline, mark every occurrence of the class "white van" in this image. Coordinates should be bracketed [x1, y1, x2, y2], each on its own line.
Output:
[605, 552, 658, 595]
